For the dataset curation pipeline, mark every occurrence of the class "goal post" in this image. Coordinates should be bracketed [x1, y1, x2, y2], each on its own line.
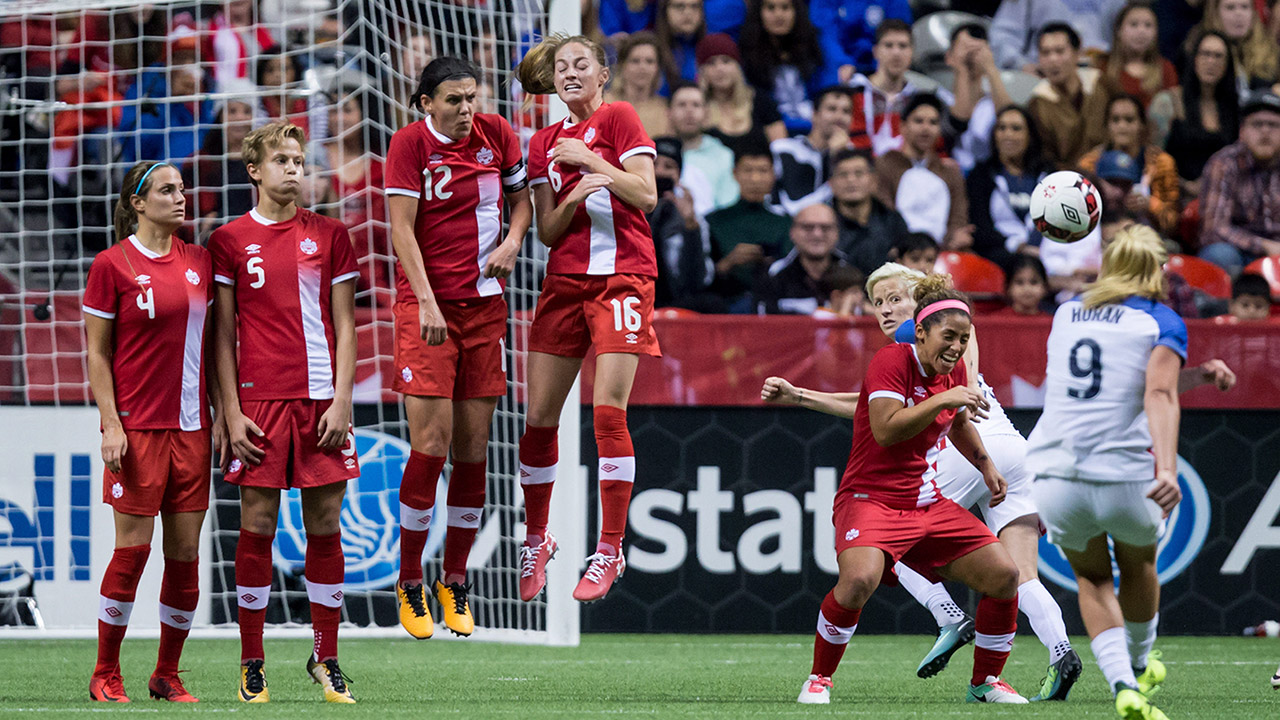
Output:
[0, 0, 582, 645]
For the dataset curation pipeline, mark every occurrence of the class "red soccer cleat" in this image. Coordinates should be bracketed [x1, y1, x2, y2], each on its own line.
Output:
[148, 673, 198, 702]
[519, 533, 557, 602]
[89, 671, 130, 703]
[572, 551, 626, 603]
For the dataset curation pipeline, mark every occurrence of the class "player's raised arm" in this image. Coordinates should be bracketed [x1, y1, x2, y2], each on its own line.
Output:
[761, 376, 861, 419]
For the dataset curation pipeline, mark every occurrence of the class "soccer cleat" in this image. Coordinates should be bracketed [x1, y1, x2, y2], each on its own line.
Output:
[797, 674, 832, 704]
[1134, 650, 1166, 697]
[396, 583, 434, 639]
[89, 671, 130, 703]
[307, 655, 356, 704]
[148, 673, 198, 702]
[1030, 648, 1083, 701]
[434, 579, 474, 637]
[238, 660, 269, 703]
[916, 616, 975, 678]
[518, 533, 558, 601]
[1271, 663, 1280, 689]
[966, 676, 1029, 704]
[572, 551, 626, 602]
[1115, 686, 1170, 719]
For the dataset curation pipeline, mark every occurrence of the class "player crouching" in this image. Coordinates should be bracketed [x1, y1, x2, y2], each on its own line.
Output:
[212, 121, 360, 703]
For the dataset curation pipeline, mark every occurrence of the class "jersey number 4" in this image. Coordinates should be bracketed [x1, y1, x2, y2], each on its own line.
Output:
[136, 288, 155, 319]
[1067, 338, 1102, 399]
[421, 166, 453, 201]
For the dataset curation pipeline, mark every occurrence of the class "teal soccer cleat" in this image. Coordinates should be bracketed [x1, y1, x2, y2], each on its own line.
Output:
[917, 616, 975, 679]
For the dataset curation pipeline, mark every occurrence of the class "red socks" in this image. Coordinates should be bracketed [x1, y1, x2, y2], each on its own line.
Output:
[399, 451, 445, 586]
[95, 544, 150, 676]
[972, 594, 1019, 685]
[811, 590, 861, 678]
[443, 460, 486, 585]
[235, 529, 274, 663]
[519, 424, 558, 542]
[155, 556, 199, 677]
[594, 406, 634, 555]
[305, 532, 345, 663]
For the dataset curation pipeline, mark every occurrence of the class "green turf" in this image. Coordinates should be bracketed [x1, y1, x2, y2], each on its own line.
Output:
[2, 634, 1278, 717]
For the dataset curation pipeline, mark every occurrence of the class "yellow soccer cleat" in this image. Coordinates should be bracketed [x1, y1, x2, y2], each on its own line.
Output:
[397, 583, 434, 639]
[1116, 687, 1170, 719]
[1135, 650, 1166, 697]
[238, 660, 269, 703]
[306, 656, 355, 704]
[434, 579, 474, 637]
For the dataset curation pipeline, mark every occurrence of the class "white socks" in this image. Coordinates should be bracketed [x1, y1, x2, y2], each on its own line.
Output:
[896, 562, 966, 627]
[1091, 626, 1138, 694]
[1018, 579, 1072, 662]
[1125, 613, 1158, 671]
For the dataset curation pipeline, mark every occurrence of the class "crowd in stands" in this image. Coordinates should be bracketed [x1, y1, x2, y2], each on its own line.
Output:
[2, 0, 1279, 323]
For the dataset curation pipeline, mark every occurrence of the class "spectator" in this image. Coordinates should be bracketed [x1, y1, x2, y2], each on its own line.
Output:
[600, 0, 658, 38]
[888, 231, 938, 273]
[874, 93, 971, 249]
[185, 82, 259, 241]
[1095, 2, 1178, 109]
[697, 33, 787, 157]
[1191, 0, 1279, 91]
[814, 264, 868, 317]
[990, 0, 1127, 73]
[116, 63, 215, 164]
[606, 31, 675, 137]
[967, 106, 1052, 271]
[1028, 22, 1111, 168]
[770, 87, 852, 215]
[1225, 273, 1274, 320]
[256, 45, 309, 135]
[991, 255, 1053, 316]
[1149, 30, 1240, 196]
[656, 0, 707, 89]
[809, 0, 912, 84]
[1078, 94, 1181, 236]
[740, 0, 825, 133]
[947, 23, 1016, 173]
[650, 137, 717, 308]
[846, 19, 926, 156]
[107, 5, 167, 75]
[1198, 91, 1280, 275]
[708, 144, 793, 311]
[756, 203, 854, 314]
[670, 82, 740, 212]
[206, 0, 275, 89]
[829, 147, 909, 275]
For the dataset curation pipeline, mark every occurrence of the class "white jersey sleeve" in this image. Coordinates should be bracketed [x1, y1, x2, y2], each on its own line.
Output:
[1026, 296, 1187, 482]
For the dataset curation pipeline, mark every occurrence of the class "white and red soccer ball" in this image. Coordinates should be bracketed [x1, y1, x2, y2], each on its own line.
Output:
[1030, 170, 1103, 243]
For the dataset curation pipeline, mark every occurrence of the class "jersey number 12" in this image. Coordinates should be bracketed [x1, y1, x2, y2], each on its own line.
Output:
[422, 166, 453, 201]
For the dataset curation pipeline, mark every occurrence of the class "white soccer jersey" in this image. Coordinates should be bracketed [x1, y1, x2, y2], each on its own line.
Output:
[1027, 296, 1188, 482]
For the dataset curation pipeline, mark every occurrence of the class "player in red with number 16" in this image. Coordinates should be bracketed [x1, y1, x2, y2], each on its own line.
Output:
[513, 33, 661, 603]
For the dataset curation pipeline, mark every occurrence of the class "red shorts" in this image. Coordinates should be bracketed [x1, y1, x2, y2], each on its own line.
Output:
[529, 274, 662, 358]
[392, 296, 507, 399]
[104, 428, 211, 516]
[224, 399, 360, 489]
[833, 496, 999, 584]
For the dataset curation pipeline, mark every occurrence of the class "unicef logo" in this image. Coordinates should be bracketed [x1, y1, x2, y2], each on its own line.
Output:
[1038, 456, 1211, 592]
[273, 429, 446, 591]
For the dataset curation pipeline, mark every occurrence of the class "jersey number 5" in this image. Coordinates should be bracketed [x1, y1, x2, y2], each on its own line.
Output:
[1067, 338, 1102, 399]
[610, 296, 642, 332]
[421, 166, 453, 201]
[247, 257, 266, 289]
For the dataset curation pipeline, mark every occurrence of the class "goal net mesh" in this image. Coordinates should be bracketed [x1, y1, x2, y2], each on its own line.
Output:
[0, 0, 572, 643]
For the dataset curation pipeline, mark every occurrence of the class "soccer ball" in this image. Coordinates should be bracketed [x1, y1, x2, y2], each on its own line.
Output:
[1030, 170, 1102, 243]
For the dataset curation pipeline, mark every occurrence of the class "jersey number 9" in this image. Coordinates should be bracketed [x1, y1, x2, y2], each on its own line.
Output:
[1067, 338, 1102, 400]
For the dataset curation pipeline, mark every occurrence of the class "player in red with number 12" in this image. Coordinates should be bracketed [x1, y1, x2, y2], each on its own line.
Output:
[513, 33, 661, 603]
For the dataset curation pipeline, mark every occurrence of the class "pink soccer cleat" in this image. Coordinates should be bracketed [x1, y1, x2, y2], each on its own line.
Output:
[572, 551, 626, 603]
[797, 674, 832, 704]
[519, 533, 558, 602]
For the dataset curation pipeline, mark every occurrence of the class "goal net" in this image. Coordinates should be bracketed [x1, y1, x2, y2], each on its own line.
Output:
[0, 0, 580, 645]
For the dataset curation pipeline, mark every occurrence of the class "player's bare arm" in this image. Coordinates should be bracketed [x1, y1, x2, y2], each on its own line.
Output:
[1145, 345, 1183, 516]
[204, 312, 229, 472]
[317, 278, 356, 450]
[868, 386, 986, 447]
[1177, 358, 1237, 393]
[532, 174, 611, 247]
[213, 283, 264, 466]
[761, 376, 860, 419]
[388, 193, 447, 345]
[85, 313, 126, 473]
[551, 139, 657, 213]
[484, 186, 532, 279]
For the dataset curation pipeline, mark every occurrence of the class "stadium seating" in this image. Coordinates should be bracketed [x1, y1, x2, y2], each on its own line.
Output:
[1243, 256, 1280, 300]
[1167, 254, 1232, 299]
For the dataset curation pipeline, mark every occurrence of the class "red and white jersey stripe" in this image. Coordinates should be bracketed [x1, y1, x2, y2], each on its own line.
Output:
[82, 236, 212, 431]
[210, 208, 359, 401]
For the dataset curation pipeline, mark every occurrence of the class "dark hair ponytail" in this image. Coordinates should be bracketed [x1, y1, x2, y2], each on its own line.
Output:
[114, 161, 170, 241]
[410, 56, 481, 110]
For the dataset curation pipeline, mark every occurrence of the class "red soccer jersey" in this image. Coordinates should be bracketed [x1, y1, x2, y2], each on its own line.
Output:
[385, 114, 526, 301]
[209, 208, 359, 401]
[527, 102, 657, 277]
[838, 343, 968, 511]
[82, 236, 212, 431]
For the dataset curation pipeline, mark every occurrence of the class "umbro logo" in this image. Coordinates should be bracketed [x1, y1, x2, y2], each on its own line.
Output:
[240, 593, 258, 604]
[601, 463, 619, 473]
[135, 274, 151, 285]
[331, 591, 343, 602]
[104, 606, 122, 618]
[460, 512, 480, 524]
[170, 613, 189, 624]
[428, 153, 443, 164]
[825, 623, 838, 636]
[913, 386, 926, 397]
[625, 333, 638, 344]
[417, 516, 430, 526]
[520, 469, 530, 477]
[245, 244, 262, 255]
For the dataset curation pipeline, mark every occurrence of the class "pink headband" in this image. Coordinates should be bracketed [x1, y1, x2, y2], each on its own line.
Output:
[917, 299, 970, 324]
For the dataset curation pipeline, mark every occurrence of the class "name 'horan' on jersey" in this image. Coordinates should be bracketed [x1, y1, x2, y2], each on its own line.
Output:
[1027, 296, 1188, 483]
[384, 113, 527, 301]
[209, 208, 359, 401]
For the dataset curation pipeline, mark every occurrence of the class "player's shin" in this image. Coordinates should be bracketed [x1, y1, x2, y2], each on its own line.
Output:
[399, 451, 445, 587]
[972, 594, 1018, 685]
[96, 544, 150, 676]
[155, 556, 199, 677]
[812, 590, 861, 678]
[236, 530, 274, 663]
[519, 424, 558, 542]
[594, 405, 633, 556]
[305, 531, 345, 662]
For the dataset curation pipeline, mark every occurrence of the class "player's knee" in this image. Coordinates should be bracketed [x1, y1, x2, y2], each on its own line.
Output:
[412, 426, 451, 457]
[834, 572, 877, 608]
[163, 543, 199, 563]
[991, 562, 1020, 599]
[240, 515, 277, 536]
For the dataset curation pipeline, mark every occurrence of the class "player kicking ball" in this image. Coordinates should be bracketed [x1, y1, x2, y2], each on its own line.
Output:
[212, 121, 360, 704]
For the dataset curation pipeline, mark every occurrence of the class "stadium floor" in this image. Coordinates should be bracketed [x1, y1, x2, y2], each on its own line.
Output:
[3, 634, 1278, 717]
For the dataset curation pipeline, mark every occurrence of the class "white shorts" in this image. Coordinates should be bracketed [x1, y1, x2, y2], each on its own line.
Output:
[1031, 477, 1163, 552]
[935, 432, 1038, 534]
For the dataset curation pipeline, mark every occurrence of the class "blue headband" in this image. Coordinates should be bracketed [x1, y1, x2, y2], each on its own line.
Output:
[134, 163, 167, 196]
